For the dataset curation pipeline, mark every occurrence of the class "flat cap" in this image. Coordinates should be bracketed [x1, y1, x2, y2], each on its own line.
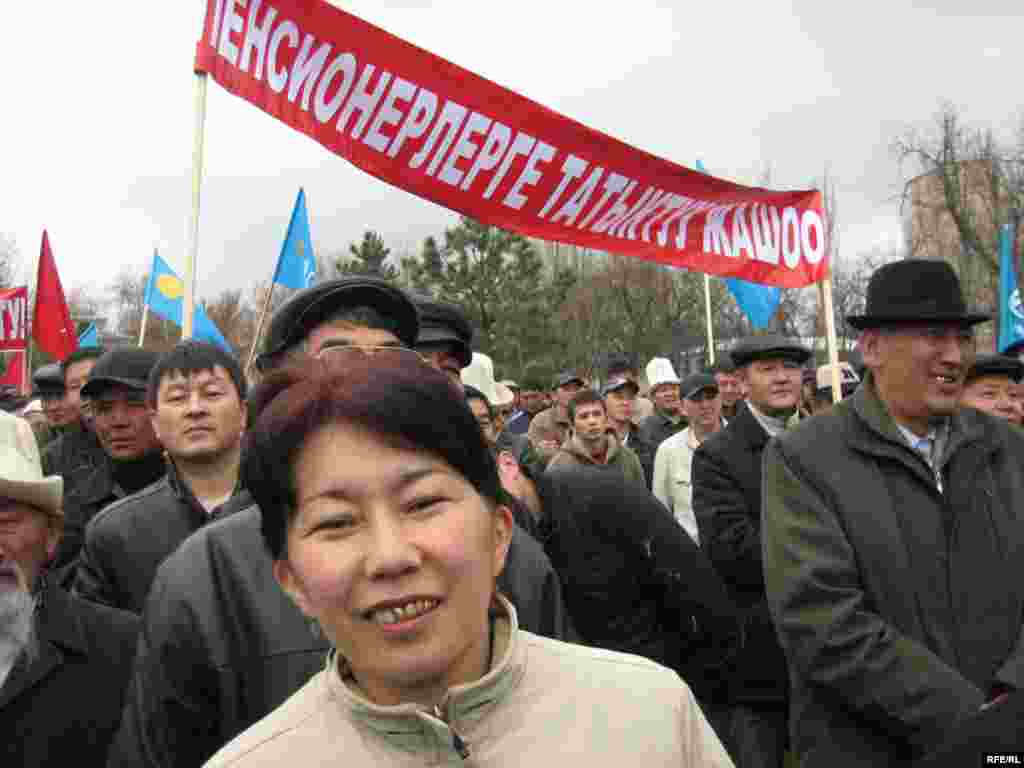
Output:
[32, 363, 65, 395]
[263, 277, 419, 361]
[411, 295, 473, 367]
[966, 354, 1024, 383]
[82, 348, 161, 397]
[730, 335, 811, 367]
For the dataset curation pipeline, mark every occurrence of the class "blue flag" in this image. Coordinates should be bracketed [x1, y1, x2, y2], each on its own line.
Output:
[77, 323, 99, 347]
[697, 160, 782, 330]
[143, 252, 232, 352]
[998, 223, 1024, 354]
[273, 189, 317, 289]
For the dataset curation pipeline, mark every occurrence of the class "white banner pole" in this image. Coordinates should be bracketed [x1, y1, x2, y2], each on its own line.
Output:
[821, 269, 842, 404]
[703, 274, 716, 366]
[183, 72, 209, 339]
[138, 305, 150, 348]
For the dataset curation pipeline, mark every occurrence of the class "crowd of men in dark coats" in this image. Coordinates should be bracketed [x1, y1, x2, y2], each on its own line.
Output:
[1, 260, 1022, 768]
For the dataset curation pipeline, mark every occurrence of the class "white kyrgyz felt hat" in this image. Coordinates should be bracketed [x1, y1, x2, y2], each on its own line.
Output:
[493, 382, 516, 408]
[0, 411, 63, 515]
[645, 357, 681, 390]
[460, 352, 498, 405]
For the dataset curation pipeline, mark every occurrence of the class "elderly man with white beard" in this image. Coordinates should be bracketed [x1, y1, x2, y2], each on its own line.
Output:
[0, 410, 138, 767]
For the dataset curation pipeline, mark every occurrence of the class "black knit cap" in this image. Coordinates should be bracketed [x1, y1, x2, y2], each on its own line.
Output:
[262, 277, 419, 360]
[411, 294, 473, 367]
[847, 259, 989, 330]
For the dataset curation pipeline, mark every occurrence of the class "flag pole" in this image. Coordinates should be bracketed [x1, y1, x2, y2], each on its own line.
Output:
[703, 274, 716, 366]
[25, 234, 43, 395]
[138, 305, 150, 347]
[820, 268, 842, 404]
[183, 72, 209, 340]
[246, 283, 275, 374]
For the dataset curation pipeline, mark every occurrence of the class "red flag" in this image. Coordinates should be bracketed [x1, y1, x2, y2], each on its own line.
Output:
[32, 231, 78, 361]
[0, 351, 26, 393]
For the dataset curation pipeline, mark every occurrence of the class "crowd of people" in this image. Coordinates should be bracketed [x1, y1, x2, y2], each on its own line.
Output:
[1, 259, 1022, 767]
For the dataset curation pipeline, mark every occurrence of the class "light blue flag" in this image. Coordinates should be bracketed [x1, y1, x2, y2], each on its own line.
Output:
[77, 323, 99, 347]
[143, 251, 232, 352]
[697, 160, 783, 330]
[273, 189, 317, 289]
[998, 224, 1024, 354]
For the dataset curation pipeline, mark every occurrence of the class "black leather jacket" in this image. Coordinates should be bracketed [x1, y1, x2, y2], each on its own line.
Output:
[74, 462, 238, 613]
[109, 492, 573, 768]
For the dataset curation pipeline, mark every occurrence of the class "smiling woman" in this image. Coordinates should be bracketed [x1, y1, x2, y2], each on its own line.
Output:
[209, 352, 733, 767]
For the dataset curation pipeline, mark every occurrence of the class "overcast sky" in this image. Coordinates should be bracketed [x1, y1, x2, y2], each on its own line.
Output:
[3, 0, 1020, 308]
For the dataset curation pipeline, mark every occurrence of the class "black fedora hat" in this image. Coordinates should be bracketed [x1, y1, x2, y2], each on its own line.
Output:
[846, 259, 989, 330]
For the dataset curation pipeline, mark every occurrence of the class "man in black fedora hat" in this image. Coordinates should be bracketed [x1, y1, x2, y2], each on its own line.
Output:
[762, 259, 1024, 766]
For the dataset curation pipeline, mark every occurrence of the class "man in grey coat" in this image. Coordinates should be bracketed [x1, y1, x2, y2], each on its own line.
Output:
[763, 260, 1024, 766]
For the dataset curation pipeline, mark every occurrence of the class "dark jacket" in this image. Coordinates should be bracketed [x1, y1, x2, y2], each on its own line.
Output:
[52, 453, 167, 583]
[916, 692, 1024, 766]
[691, 403, 788, 705]
[0, 584, 139, 768]
[634, 409, 687, 489]
[535, 469, 742, 706]
[74, 462, 238, 613]
[763, 377, 1024, 766]
[41, 423, 106, 498]
[110, 493, 572, 768]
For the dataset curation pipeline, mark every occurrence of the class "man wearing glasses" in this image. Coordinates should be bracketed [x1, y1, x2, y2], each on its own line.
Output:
[111, 277, 572, 768]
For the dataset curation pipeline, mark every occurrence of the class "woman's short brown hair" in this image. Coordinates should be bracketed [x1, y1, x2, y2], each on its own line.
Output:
[242, 352, 502, 559]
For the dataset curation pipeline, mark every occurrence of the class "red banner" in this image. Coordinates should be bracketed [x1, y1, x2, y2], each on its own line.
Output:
[196, 0, 826, 288]
[0, 287, 28, 351]
[0, 351, 26, 393]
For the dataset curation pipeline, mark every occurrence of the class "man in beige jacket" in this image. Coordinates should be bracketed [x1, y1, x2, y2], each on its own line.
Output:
[546, 390, 645, 486]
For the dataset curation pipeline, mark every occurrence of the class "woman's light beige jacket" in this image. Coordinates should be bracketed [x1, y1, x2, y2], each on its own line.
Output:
[205, 596, 734, 767]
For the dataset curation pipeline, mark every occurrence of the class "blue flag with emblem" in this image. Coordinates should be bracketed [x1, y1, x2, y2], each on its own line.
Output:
[143, 251, 232, 352]
[273, 188, 317, 289]
[697, 160, 782, 330]
[998, 223, 1024, 354]
[77, 323, 99, 347]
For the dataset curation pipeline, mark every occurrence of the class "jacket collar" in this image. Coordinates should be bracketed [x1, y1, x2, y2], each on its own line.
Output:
[75, 460, 117, 506]
[325, 595, 525, 756]
[728, 400, 771, 451]
[560, 431, 621, 465]
[164, 458, 242, 522]
[847, 372, 992, 469]
[0, 585, 88, 709]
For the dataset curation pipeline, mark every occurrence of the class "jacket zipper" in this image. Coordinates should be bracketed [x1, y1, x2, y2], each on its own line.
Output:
[432, 703, 471, 760]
